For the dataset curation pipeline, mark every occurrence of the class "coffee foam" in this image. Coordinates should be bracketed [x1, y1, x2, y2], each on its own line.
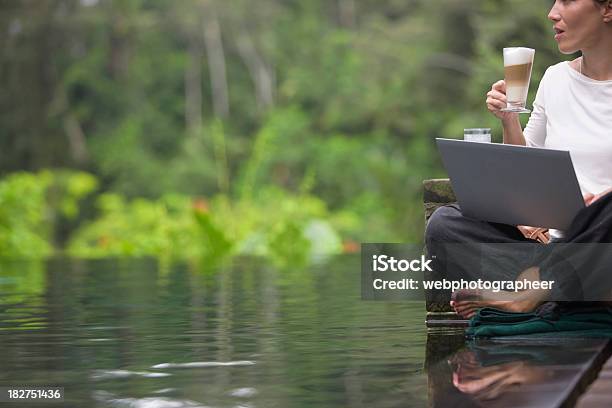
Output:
[503, 47, 535, 66]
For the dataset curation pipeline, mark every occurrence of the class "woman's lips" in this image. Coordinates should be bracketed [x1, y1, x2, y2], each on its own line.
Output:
[554, 28, 565, 40]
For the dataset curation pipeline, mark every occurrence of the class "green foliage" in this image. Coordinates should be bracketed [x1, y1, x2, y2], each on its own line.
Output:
[239, 107, 312, 199]
[0, 172, 53, 258]
[0, 0, 573, 260]
[68, 193, 200, 258]
[231, 187, 342, 261]
[50, 170, 99, 220]
[67, 186, 342, 264]
[193, 208, 233, 259]
[0, 170, 97, 258]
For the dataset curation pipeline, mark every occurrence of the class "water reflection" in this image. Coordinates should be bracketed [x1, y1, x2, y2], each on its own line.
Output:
[151, 361, 255, 369]
[450, 347, 550, 401]
[91, 370, 172, 380]
[427, 336, 607, 408]
[93, 390, 207, 408]
[0, 256, 428, 407]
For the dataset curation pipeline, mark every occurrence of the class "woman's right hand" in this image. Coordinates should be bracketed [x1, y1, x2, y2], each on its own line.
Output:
[486, 80, 518, 122]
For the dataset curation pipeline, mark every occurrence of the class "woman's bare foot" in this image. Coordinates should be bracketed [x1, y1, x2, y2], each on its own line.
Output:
[452, 293, 541, 319]
[450, 266, 546, 319]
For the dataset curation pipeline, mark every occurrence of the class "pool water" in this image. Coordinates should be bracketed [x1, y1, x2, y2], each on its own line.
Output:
[0, 256, 429, 407]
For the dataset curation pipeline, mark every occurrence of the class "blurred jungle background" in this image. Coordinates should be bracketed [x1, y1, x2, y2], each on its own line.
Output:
[0, 0, 569, 264]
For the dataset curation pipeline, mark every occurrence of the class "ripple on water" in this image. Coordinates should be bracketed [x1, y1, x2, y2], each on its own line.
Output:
[93, 391, 208, 408]
[91, 370, 172, 380]
[151, 361, 255, 369]
[153, 388, 177, 394]
[228, 387, 258, 398]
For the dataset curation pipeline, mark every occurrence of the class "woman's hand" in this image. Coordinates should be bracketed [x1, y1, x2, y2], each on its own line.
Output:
[584, 193, 596, 206]
[486, 80, 519, 123]
[517, 225, 550, 243]
[584, 187, 612, 206]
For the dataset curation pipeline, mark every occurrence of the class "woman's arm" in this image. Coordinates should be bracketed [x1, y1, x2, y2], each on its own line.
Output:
[502, 116, 526, 146]
[487, 77, 548, 235]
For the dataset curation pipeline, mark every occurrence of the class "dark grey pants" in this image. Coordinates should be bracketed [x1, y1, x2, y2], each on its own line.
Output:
[425, 191, 612, 301]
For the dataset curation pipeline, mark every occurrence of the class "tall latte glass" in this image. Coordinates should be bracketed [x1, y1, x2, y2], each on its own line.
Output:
[501, 47, 535, 113]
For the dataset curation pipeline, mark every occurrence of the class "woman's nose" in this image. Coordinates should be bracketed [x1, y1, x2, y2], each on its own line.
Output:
[548, 3, 561, 22]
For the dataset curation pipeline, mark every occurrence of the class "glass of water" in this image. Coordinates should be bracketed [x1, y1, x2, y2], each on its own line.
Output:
[464, 128, 491, 143]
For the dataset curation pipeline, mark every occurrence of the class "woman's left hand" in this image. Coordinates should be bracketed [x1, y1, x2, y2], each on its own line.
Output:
[584, 187, 612, 206]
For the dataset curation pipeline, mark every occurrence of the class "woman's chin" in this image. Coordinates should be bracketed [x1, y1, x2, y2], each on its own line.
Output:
[557, 42, 579, 55]
[559, 48, 577, 55]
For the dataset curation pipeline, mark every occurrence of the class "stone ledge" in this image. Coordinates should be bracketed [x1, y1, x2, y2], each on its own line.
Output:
[423, 178, 456, 317]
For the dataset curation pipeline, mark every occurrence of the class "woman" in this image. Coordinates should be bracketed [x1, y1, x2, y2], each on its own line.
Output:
[426, 0, 612, 318]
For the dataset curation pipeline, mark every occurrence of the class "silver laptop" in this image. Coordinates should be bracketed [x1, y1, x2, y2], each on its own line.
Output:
[436, 138, 585, 230]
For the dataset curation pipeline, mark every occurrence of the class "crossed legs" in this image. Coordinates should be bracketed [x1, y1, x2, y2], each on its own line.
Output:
[425, 205, 544, 318]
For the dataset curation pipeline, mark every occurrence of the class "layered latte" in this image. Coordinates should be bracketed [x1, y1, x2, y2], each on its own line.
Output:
[503, 47, 535, 111]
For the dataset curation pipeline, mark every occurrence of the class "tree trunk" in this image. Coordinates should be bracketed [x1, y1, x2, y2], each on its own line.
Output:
[107, 2, 130, 80]
[49, 84, 89, 166]
[201, 0, 229, 118]
[63, 114, 89, 165]
[185, 38, 203, 137]
[236, 31, 275, 112]
[338, 0, 356, 28]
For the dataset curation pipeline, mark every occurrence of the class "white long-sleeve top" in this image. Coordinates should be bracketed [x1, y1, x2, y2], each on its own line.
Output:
[524, 61, 612, 195]
[523, 61, 612, 237]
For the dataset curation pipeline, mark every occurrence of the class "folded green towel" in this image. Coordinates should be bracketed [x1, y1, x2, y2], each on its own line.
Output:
[466, 306, 612, 338]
